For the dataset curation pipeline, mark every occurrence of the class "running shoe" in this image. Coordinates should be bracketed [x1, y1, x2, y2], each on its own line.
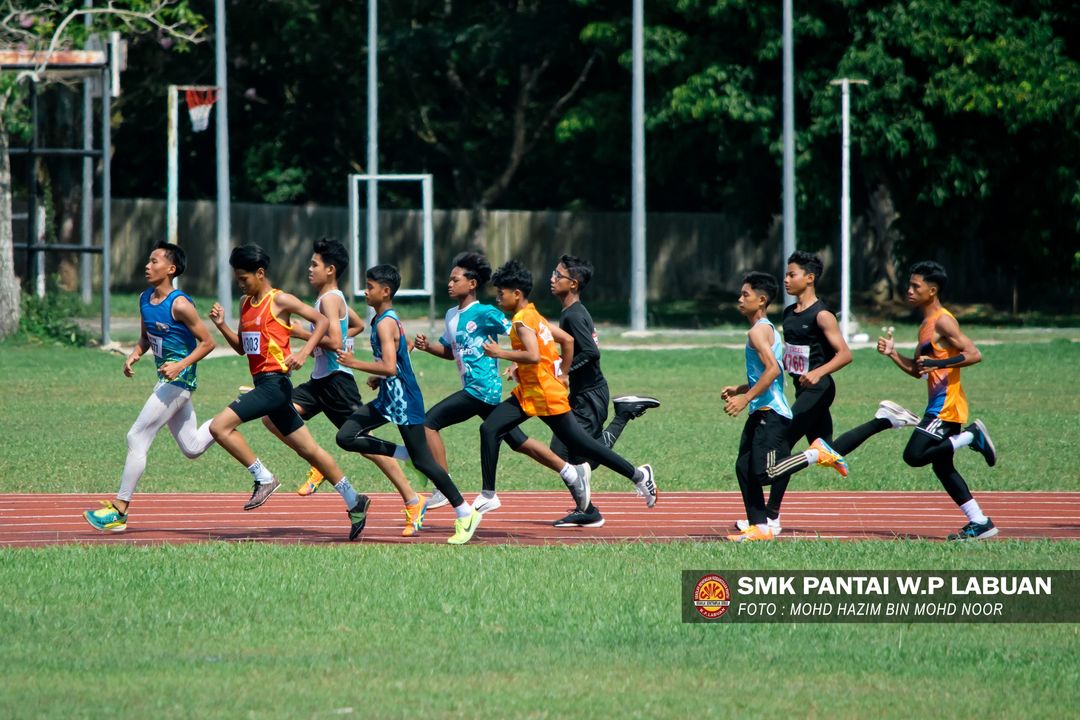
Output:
[947, 518, 998, 541]
[553, 505, 605, 528]
[810, 438, 848, 478]
[424, 489, 449, 511]
[566, 463, 592, 512]
[875, 400, 920, 428]
[447, 510, 482, 545]
[633, 464, 658, 507]
[735, 516, 782, 538]
[473, 493, 502, 515]
[296, 467, 324, 496]
[243, 477, 281, 511]
[613, 395, 661, 418]
[402, 496, 426, 538]
[965, 419, 997, 467]
[83, 501, 127, 532]
[726, 525, 775, 542]
[348, 495, 371, 541]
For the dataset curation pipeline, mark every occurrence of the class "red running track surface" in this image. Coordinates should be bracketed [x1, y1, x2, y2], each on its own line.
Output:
[2, 491, 1079, 547]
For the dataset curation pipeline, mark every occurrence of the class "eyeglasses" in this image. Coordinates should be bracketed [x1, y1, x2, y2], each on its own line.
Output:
[551, 270, 571, 281]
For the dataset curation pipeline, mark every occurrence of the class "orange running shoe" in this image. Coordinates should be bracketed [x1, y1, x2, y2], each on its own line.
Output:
[402, 495, 427, 537]
[810, 438, 848, 478]
[297, 467, 324, 496]
[725, 524, 775, 542]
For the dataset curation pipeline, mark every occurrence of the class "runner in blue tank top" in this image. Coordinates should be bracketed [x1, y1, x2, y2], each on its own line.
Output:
[335, 264, 483, 544]
[720, 271, 792, 542]
[83, 242, 217, 533]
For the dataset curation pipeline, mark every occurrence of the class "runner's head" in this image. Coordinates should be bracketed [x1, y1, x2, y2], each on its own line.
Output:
[311, 238, 349, 288]
[365, 264, 401, 308]
[907, 260, 947, 306]
[551, 254, 592, 298]
[785, 251, 822, 296]
[738, 271, 778, 318]
[229, 244, 272, 296]
[148, 241, 186, 283]
[491, 259, 533, 313]
[449, 251, 492, 301]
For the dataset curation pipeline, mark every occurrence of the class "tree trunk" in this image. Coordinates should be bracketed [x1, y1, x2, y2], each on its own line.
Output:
[866, 181, 903, 303]
[0, 94, 23, 338]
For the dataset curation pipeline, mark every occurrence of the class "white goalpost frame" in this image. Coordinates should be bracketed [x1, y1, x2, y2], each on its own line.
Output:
[347, 173, 436, 324]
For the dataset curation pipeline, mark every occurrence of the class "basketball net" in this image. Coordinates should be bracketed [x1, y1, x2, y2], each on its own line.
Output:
[184, 88, 219, 133]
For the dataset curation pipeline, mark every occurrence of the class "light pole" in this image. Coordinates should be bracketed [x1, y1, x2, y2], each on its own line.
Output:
[629, 0, 647, 332]
[214, 0, 232, 323]
[829, 78, 867, 341]
[781, 0, 795, 279]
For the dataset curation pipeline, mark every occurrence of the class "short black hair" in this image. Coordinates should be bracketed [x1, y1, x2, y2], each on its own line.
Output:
[909, 260, 948, 293]
[229, 244, 271, 273]
[366, 264, 401, 296]
[559, 254, 593, 290]
[787, 250, 823, 282]
[491, 259, 533, 298]
[742, 271, 779, 306]
[451, 251, 492, 287]
[153, 240, 187, 277]
[314, 237, 349, 278]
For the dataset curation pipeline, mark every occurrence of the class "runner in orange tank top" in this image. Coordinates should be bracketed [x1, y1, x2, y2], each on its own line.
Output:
[476, 260, 657, 513]
[877, 260, 999, 540]
[207, 244, 371, 540]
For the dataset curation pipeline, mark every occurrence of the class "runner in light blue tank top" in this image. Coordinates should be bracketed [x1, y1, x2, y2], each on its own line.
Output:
[140, 287, 198, 391]
[440, 301, 512, 405]
[371, 308, 426, 425]
[310, 289, 354, 380]
[745, 317, 792, 418]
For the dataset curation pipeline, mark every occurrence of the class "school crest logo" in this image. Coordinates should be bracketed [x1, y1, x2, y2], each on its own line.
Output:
[692, 574, 731, 620]
[466, 320, 478, 334]
[154, 322, 170, 332]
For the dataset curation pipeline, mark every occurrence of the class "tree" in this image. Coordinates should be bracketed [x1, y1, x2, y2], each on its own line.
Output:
[0, 0, 204, 339]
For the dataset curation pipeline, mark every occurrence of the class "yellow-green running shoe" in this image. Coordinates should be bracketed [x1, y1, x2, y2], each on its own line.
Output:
[84, 501, 127, 532]
[297, 466, 324, 496]
[447, 509, 482, 545]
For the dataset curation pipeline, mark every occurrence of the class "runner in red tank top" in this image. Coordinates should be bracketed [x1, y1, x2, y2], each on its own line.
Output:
[207, 244, 373, 540]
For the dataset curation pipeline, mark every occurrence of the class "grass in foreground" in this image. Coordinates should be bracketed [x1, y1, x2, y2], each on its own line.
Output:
[1, 540, 1078, 719]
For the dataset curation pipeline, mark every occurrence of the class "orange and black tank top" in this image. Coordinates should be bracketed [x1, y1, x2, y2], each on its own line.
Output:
[239, 289, 293, 375]
[917, 307, 968, 424]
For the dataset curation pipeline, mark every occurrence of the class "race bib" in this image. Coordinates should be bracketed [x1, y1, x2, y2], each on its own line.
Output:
[241, 331, 262, 356]
[147, 333, 164, 359]
[782, 343, 810, 375]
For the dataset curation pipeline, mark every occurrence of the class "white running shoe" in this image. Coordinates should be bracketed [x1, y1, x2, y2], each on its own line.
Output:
[875, 400, 920, 428]
[473, 493, 502, 515]
[633, 464, 657, 508]
[735, 517, 783, 537]
[424, 489, 449, 511]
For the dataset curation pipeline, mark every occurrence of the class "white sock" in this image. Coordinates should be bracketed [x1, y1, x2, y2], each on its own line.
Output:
[770, 515, 781, 526]
[950, 431, 974, 451]
[405, 495, 420, 507]
[804, 449, 820, 464]
[334, 477, 360, 508]
[247, 459, 274, 484]
[756, 523, 770, 533]
[558, 463, 576, 482]
[392, 444, 410, 461]
[454, 501, 473, 518]
[960, 499, 988, 524]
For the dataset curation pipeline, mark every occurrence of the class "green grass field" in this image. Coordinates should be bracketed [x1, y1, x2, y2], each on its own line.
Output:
[2, 337, 1079, 718]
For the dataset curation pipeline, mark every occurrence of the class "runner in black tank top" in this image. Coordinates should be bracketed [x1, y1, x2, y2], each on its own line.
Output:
[760, 253, 922, 533]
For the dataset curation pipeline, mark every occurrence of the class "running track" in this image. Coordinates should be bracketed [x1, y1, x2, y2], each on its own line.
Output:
[2, 491, 1079, 547]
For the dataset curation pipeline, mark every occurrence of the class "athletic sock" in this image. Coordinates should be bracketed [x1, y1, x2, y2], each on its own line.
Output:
[454, 501, 473, 518]
[950, 431, 975, 451]
[632, 468, 644, 483]
[756, 523, 770, 534]
[405, 495, 420, 506]
[247, 459, 274, 484]
[334, 477, 360, 508]
[392, 444, 409, 461]
[804, 449, 820, 464]
[558, 463, 576, 482]
[960, 499, 988, 524]
[480, 490, 497, 499]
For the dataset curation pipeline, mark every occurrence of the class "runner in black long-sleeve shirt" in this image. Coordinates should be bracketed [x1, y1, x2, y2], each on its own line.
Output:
[547, 254, 660, 528]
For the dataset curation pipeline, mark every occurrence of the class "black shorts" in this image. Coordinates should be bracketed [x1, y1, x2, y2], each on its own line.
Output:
[292, 372, 363, 428]
[915, 413, 961, 441]
[551, 382, 610, 462]
[425, 389, 528, 449]
[229, 372, 304, 436]
[739, 409, 792, 486]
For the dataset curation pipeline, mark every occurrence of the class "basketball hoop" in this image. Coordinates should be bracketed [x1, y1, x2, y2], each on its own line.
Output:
[184, 88, 218, 132]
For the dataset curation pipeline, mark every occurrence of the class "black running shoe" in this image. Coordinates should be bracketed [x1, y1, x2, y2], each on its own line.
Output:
[947, 518, 998, 541]
[553, 505, 605, 528]
[965, 419, 997, 467]
[348, 495, 371, 540]
[613, 395, 661, 419]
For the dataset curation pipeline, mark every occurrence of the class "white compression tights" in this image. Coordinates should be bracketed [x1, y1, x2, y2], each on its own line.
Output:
[118, 382, 215, 501]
